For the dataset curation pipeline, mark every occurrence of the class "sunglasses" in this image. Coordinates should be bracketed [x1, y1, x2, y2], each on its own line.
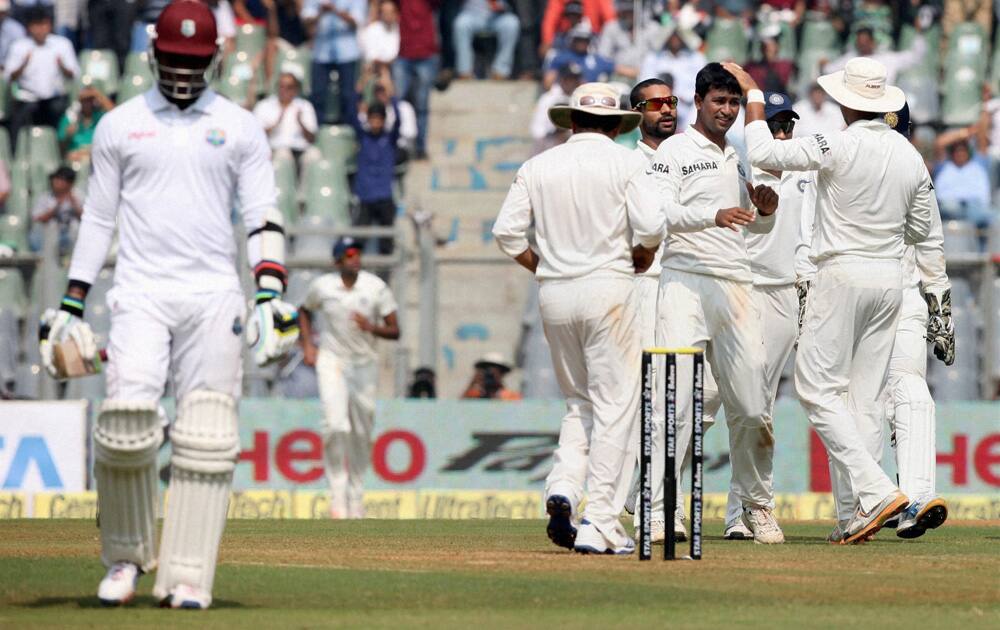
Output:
[634, 96, 678, 111]
[578, 95, 618, 108]
[767, 119, 795, 134]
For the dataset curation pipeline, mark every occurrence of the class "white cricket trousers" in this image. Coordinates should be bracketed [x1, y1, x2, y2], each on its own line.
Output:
[796, 257, 901, 518]
[541, 272, 640, 544]
[887, 287, 937, 503]
[657, 269, 772, 513]
[316, 349, 377, 518]
[725, 283, 797, 525]
[105, 290, 245, 400]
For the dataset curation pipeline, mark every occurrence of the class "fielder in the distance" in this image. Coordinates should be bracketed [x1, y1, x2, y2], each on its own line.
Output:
[37, 1, 299, 608]
[723, 92, 814, 541]
[650, 63, 784, 544]
[493, 82, 665, 555]
[726, 58, 933, 544]
[299, 237, 400, 519]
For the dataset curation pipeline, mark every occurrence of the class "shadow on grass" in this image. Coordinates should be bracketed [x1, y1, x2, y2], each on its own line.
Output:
[20, 596, 247, 610]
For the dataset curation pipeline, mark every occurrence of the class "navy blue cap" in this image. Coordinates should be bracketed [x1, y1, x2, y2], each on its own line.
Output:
[333, 236, 360, 260]
[884, 102, 911, 138]
[763, 92, 799, 121]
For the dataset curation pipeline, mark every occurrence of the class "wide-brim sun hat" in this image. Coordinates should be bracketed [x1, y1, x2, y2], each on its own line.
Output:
[548, 82, 641, 134]
[816, 57, 905, 114]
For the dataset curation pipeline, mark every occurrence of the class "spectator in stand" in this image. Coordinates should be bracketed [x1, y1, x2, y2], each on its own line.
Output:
[543, 24, 617, 89]
[462, 353, 522, 400]
[510, 0, 542, 78]
[792, 81, 844, 136]
[88, 0, 134, 70]
[4, 7, 78, 152]
[638, 24, 703, 128]
[0, 1, 25, 73]
[132, 0, 171, 52]
[205, 0, 238, 54]
[543, 0, 584, 60]
[274, 0, 306, 46]
[10, 1, 53, 25]
[351, 100, 399, 255]
[823, 23, 926, 83]
[596, 0, 659, 76]
[933, 123, 995, 228]
[53, 0, 80, 45]
[744, 28, 794, 93]
[253, 69, 319, 170]
[303, 0, 367, 125]
[453, 0, 520, 80]
[0, 158, 10, 213]
[942, 0, 992, 42]
[30, 165, 81, 256]
[395, 0, 439, 160]
[529, 61, 579, 152]
[539, 0, 614, 59]
[360, 0, 399, 66]
[57, 86, 114, 161]
[234, 0, 280, 84]
[757, 0, 805, 26]
[849, 0, 893, 43]
[359, 73, 417, 157]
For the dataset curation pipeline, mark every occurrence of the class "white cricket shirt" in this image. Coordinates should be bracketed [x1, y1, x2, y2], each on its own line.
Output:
[906, 196, 948, 292]
[4, 34, 78, 101]
[492, 132, 665, 281]
[635, 140, 666, 279]
[653, 126, 776, 284]
[68, 88, 278, 294]
[745, 118, 933, 264]
[252, 95, 319, 152]
[303, 270, 398, 362]
[747, 167, 814, 286]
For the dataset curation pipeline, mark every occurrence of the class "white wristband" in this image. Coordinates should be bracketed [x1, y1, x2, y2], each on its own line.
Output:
[747, 89, 765, 104]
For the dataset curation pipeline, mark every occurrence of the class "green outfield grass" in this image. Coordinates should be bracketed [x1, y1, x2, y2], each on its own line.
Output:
[0, 519, 997, 628]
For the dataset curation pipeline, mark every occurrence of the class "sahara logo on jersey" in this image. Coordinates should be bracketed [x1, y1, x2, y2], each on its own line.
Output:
[681, 161, 719, 177]
[206, 128, 227, 147]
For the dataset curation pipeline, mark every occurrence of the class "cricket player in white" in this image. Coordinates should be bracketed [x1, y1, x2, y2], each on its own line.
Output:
[37, 1, 299, 608]
[723, 92, 815, 541]
[621, 77, 724, 544]
[493, 83, 665, 555]
[727, 57, 933, 544]
[650, 63, 784, 544]
[298, 237, 400, 519]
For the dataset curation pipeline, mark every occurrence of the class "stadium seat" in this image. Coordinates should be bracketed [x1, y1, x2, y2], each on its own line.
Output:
[118, 51, 154, 102]
[316, 124, 357, 171]
[898, 24, 941, 75]
[0, 214, 28, 253]
[285, 269, 321, 307]
[945, 22, 988, 75]
[0, 77, 10, 122]
[270, 46, 312, 95]
[942, 220, 980, 257]
[0, 268, 27, 318]
[13, 362, 40, 398]
[896, 72, 939, 123]
[273, 150, 300, 226]
[6, 163, 29, 223]
[302, 159, 351, 226]
[216, 72, 253, 108]
[795, 19, 841, 96]
[927, 276, 979, 400]
[236, 23, 267, 61]
[942, 65, 984, 125]
[705, 19, 748, 63]
[292, 214, 338, 258]
[69, 156, 91, 197]
[15, 126, 60, 200]
[0, 127, 11, 168]
[77, 49, 120, 96]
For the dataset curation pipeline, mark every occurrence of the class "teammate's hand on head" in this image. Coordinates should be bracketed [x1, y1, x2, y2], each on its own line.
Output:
[747, 182, 779, 215]
[715, 207, 755, 231]
[631, 245, 655, 274]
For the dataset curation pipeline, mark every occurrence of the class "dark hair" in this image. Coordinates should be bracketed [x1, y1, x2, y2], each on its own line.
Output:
[949, 140, 971, 156]
[368, 102, 387, 119]
[50, 166, 76, 184]
[694, 62, 742, 99]
[25, 6, 51, 24]
[630, 78, 669, 109]
[569, 110, 620, 133]
[855, 26, 875, 40]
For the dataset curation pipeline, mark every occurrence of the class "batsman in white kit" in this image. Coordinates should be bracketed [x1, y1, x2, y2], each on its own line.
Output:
[728, 57, 933, 544]
[37, 1, 299, 608]
[649, 63, 784, 544]
[493, 83, 665, 555]
[298, 237, 400, 519]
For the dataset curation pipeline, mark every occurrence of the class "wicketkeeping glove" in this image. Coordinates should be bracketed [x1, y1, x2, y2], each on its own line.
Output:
[924, 288, 955, 366]
[794, 279, 810, 348]
[38, 296, 97, 379]
[246, 289, 300, 367]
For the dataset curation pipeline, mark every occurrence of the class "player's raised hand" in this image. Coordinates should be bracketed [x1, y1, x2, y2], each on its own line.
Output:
[247, 292, 300, 367]
[746, 181, 779, 215]
[715, 207, 755, 231]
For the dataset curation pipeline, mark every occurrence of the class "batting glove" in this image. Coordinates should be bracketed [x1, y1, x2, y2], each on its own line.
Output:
[924, 288, 955, 366]
[794, 279, 810, 348]
[39, 296, 97, 379]
[246, 289, 300, 367]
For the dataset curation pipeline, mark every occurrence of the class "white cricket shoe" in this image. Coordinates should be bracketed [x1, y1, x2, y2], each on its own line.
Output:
[827, 522, 848, 544]
[843, 491, 909, 545]
[897, 496, 948, 539]
[162, 584, 212, 610]
[724, 519, 753, 541]
[97, 562, 140, 606]
[673, 512, 688, 542]
[574, 520, 635, 555]
[742, 506, 785, 544]
[633, 519, 666, 545]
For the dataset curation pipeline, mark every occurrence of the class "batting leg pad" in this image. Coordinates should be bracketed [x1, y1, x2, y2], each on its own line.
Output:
[93, 399, 163, 572]
[892, 374, 936, 499]
[153, 391, 240, 604]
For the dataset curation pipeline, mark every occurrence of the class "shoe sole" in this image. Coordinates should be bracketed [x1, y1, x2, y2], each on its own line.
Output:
[724, 531, 753, 541]
[574, 545, 635, 556]
[545, 496, 577, 550]
[897, 499, 948, 540]
[843, 495, 909, 545]
[98, 592, 133, 607]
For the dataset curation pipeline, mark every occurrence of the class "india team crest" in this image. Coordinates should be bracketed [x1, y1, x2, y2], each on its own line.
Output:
[206, 128, 226, 147]
[181, 19, 197, 38]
